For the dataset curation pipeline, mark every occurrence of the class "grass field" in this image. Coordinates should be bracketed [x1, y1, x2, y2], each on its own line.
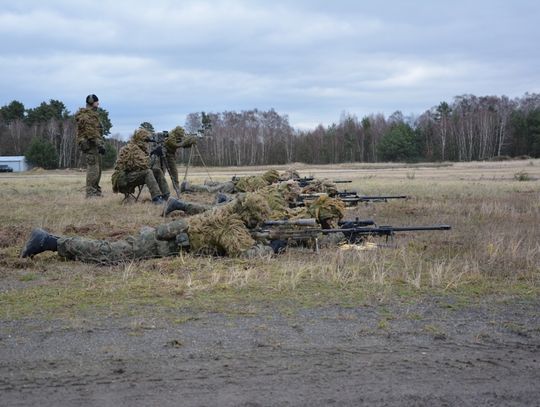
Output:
[1, 159, 539, 320]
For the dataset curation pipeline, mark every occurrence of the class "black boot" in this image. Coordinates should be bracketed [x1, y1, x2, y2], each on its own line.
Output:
[152, 195, 165, 205]
[180, 181, 189, 193]
[162, 192, 170, 201]
[21, 228, 58, 258]
[162, 198, 189, 217]
[215, 192, 232, 204]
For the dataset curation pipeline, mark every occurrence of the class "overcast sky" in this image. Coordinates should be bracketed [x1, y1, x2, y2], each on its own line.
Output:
[1, 0, 539, 138]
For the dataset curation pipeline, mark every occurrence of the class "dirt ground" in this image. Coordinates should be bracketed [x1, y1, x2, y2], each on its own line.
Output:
[1, 160, 539, 406]
[1, 297, 539, 407]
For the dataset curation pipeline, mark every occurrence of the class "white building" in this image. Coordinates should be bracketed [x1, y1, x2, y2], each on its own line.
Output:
[0, 156, 28, 172]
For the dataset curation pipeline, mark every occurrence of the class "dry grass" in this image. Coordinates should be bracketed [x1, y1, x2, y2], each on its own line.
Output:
[1, 160, 539, 318]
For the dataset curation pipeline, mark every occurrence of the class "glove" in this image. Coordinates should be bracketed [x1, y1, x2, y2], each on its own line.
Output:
[150, 145, 164, 157]
[98, 145, 106, 155]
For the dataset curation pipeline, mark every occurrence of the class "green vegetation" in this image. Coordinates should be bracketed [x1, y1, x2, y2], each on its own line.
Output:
[24, 137, 59, 169]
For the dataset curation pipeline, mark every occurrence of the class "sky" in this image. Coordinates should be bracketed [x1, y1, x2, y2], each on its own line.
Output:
[1, 0, 539, 138]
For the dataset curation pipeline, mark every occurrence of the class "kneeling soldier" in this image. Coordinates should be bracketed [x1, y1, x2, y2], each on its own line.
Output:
[111, 128, 169, 204]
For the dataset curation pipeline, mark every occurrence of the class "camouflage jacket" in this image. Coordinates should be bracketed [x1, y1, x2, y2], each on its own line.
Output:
[114, 142, 149, 172]
[164, 134, 197, 154]
[74, 107, 103, 146]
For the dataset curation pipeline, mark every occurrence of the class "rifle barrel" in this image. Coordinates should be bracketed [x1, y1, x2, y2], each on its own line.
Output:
[325, 225, 451, 234]
[263, 219, 318, 227]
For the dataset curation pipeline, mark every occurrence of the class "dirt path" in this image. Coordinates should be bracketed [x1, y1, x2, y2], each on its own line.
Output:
[1, 298, 539, 406]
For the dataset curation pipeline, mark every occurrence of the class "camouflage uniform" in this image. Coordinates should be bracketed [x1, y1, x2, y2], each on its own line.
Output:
[300, 178, 338, 197]
[167, 181, 345, 227]
[162, 126, 197, 189]
[111, 129, 169, 200]
[75, 107, 104, 197]
[23, 188, 345, 263]
[184, 169, 281, 194]
[54, 193, 275, 263]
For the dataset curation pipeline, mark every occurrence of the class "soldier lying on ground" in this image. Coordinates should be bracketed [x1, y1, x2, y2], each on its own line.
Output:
[164, 181, 346, 229]
[20, 189, 346, 264]
[181, 169, 281, 193]
[111, 128, 170, 204]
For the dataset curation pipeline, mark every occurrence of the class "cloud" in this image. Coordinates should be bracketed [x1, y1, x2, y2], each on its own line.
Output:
[1, 0, 539, 138]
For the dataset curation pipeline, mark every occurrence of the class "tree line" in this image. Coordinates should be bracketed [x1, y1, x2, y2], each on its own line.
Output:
[1, 93, 539, 169]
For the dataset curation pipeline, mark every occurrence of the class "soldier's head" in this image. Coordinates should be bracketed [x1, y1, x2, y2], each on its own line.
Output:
[233, 193, 271, 228]
[277, 180, 302, 203]
[131, 128, 151, 152]
[169, 126, 185, 141]
[307, 195, 345, 228]
[262, 169, 280, 185]
[85, 94, 99, 109]
[279, 169, 301, 181]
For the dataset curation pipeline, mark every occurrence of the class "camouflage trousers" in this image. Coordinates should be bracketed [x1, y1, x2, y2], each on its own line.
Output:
[115, 169, 163, 199]
[165, 152, 179, 188]
[57, 220, 189, 264]
[179, 201, 213, 215]
[84, 147, 102, 197]
[186, 180, 235, 194]
[152, 167, 170, 197]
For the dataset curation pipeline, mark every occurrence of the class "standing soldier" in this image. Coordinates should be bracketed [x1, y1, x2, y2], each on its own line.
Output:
[162, 126, 197, 193]
[75, 94, 105, 198]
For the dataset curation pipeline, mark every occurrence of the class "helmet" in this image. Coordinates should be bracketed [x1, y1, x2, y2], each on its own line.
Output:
[86, 94, 99, 105]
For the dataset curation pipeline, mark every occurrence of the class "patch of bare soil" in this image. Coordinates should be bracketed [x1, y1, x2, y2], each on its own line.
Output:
[0, 226, 30, 248]
[1, 297, 539, 406]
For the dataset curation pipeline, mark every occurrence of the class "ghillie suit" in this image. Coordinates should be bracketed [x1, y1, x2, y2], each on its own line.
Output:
[301, 178, 338, 197]
[182, 169, 281, 194]
[21, 193, 275, 264]
[75, 107, 104, 197]
[111, 129, 169, 202]
[279, 169, 301, 181]
[161, 126, 197, 189]
[305, 194, 346, 228]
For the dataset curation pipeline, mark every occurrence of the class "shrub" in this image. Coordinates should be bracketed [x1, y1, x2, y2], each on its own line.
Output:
[102, 141, 118, 169]
[25, 137, 59, 169]
[514, 171, 531, 181]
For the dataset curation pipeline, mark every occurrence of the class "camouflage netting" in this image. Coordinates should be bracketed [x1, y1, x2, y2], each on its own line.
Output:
[187, 209, 255, 257]
[258, 182, 301, 219]
[232, 193, 272, 226]
[114, 142, 149, 172]
[302, 179, 338, 196]
[262, 169, 280, 183]
[132, 128, 151, 153]
[234, 175, 270, 192]
[234, 170, 280, 192]
[164, 126, 185, 152]
[75, 107, 102, 144]
[279, 169, 301, 181]
[306, 195, 345, 227]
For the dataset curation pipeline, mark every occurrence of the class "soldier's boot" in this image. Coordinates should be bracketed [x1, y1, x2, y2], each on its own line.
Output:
[215, 192, 233, 204]
[180, 181, 189, 193]
[162, 192, 170, 201]
[21, 228, 58, 258]
[152, 195, 166, 205]
[162, 198, 189, 217]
